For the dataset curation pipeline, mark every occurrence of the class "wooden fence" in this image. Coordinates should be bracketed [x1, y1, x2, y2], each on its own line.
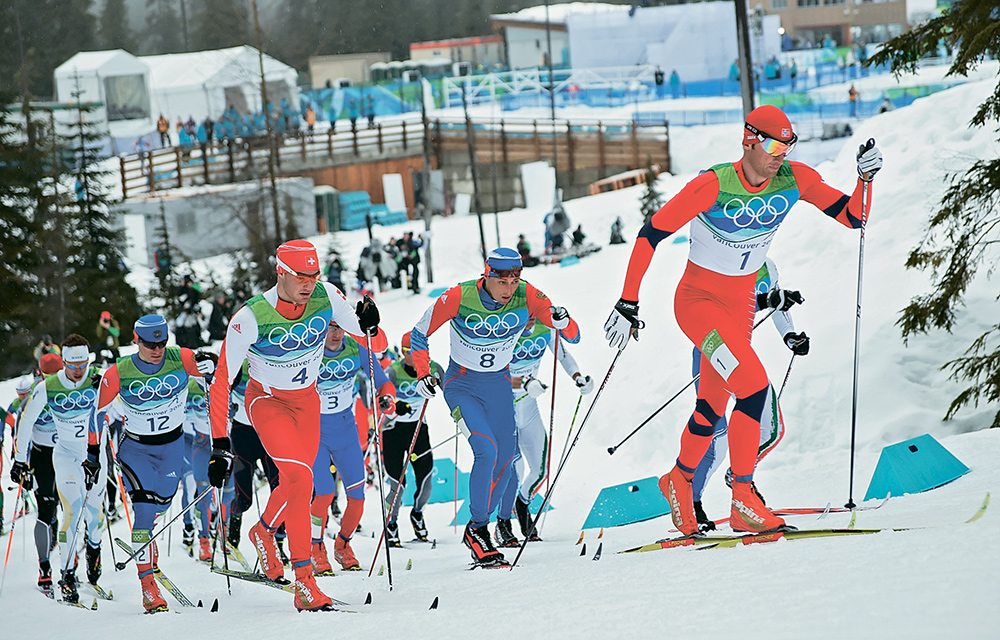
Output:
[118, 115, 670, 199]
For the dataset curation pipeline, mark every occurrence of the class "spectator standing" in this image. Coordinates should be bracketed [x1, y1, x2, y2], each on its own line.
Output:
[325, 252, 346, 291]
[157, 115, 171, 146]
[670, 69, 680, 99]
[95, 311, 121, 364]
[306, 105, 316, 134]
[654, 66, 666, 98]
[33, 335, 61, 364]
[348, 99, 358, 129]
[366, 95, 376, 129]
[849, 84, 860, 118]
[208, 293, 231, 342]
[400, 231, 424, 294]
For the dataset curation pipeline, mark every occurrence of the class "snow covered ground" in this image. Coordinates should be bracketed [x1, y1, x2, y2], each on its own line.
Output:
[2, 72, 999, 637]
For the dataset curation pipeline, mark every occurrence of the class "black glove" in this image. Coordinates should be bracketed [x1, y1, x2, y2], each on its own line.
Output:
[355, 296, 380, 336]
[415, 376, 438, 399]
[10, 460, 33, 490]
[604, 298, 642, 350]
[378, 394, 397, 415]
[208, 437, 235, 488]
[784, 331, 810, 356]
[395, 399, 412, 416]
[82, 444, 102, 490]
[90, 372, 103, 389]
[760, 289, 804, 312]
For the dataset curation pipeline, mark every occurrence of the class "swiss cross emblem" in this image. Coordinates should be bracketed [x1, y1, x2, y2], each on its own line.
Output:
[307, 257, 316, 266]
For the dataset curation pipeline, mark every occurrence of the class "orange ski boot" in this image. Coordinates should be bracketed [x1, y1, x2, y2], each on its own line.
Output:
[660, 465, 698, 536]
[311, 540, 334, 576]
[139, 565, 168, 614]
[248, 521, 284, 580]
[293, 564, 334, 612]
[333, 534, 361, 571]
[731, 481, 786, 533]
[198, 536, 212, 562]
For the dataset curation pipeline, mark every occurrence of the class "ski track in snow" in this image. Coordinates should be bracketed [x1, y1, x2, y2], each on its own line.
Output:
[2, 66, 999, 638]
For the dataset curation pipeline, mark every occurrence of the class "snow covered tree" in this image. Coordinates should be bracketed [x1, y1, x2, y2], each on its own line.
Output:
[61, 75, 144, 343]
[868, 0, 1000, 427]
[639, 160, 663, 223]
[0, 96, 46, 378]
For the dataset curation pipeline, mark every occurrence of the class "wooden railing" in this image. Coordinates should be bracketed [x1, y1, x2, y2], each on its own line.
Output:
[118, 115, 669, 199]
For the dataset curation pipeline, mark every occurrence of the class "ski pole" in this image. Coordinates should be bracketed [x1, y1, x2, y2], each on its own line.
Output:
[0, 484, 24, 596]
[545, 331, 559, 496]
[778, 353, 796, 401]
[114, 486, 214, 570]
[214, 488, 231, 595]
[453, 425, 458, 534]
[540, 392, 584, 536]
[511, 348, 625, 569]
[63, 475, 96, 583]
[410, 432, 459, 462]
[847, 139, 875, 510]
[364, 327, 393, 590]
[607, 307, 780, 456]
[368, 402, 429, 576]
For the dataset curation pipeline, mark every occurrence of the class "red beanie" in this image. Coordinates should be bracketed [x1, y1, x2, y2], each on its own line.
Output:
[276, 239, 320, 275]
[744, 105, 794, 144]
[401, 331, 411, 349]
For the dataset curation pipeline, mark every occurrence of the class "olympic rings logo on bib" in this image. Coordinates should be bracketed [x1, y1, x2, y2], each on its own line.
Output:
[319, 358, 356, 381]
[127, 374, 183, 402]
[189, 395, 207, 411]
[514, 336, 548, 359]
[722, 194, 790, 229]
[464, 312, 522, 339]
[395, 380, 418, 395]
[51, 388, 97, 411]
[266, 315, 327, 352]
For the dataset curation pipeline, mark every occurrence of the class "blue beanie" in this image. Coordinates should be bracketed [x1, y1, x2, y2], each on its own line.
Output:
[485, 247, 522, 277]
[134, 314, 169, 342]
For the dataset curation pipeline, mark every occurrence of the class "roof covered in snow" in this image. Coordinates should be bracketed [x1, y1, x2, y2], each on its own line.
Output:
[141, 46, 293, 92]
[491, 2, 628, 26]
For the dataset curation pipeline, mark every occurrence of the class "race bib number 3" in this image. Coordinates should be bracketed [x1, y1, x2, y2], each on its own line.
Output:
[701, 329, 740, 381]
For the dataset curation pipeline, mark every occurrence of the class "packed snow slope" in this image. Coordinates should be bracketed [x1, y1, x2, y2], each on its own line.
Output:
[2, 77, 999, 638]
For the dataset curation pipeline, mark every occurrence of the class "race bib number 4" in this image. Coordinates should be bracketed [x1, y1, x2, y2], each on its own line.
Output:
[701, 329, 739, 381]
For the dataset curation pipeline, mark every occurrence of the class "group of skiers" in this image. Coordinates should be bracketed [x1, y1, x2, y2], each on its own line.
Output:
[2, 104, 882, 613]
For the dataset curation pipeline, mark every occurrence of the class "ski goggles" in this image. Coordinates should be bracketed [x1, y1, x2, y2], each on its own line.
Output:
[486, 266, 522, 279]
[139, 338, 168, 350]
[63, 361, 89, 371]
[744, 123, 797, 157]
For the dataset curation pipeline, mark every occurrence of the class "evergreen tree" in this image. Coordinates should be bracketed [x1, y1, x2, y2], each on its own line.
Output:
[191, 0, 252, 52]
[271, 0, 324, 71]
[639, 159, 663, 223]
[62, 73, 144, 345]
[0, 95, 46, 378]
[143, 0, 185, 54]
[98, 0, 137, 52]
[149, 198, 185, 319]
[868, 0, 1000, 427]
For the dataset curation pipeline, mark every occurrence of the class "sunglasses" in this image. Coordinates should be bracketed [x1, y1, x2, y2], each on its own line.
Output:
[401, 346, 411, 354]
[139, 339, 168, 350]
[488, 267, 523, 279]
[745, 123, 797, 157]
[64, 361, 89, 371]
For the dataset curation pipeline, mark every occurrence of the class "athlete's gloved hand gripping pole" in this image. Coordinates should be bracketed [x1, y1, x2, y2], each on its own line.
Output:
[847, 138, 880, 510]
[606, 307, 780, 455]
[510, 347, 628, 570]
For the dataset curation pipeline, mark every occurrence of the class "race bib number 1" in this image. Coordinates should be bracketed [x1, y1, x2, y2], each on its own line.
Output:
[701, 329, 739, 381]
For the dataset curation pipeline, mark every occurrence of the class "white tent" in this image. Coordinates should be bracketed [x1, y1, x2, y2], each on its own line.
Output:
[53, 49, 155, 153]
[142, 46, 299, 121]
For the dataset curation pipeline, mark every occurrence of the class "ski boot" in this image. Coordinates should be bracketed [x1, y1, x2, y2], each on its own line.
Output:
[463, 524, 508, 567]
[311, 540, 334, 576]
[293, 564, 334, 612]
[693, 501, 716, 532]
[494, 519, 520, 548]
[227, 513, 242, 549]
[410, 509, 428, 542]
[38, 560, 53, 597]
[731, 481, 785, 533]
[660, 465, 698, 536]
[198, 536, 212, 562]
[182, 523, 195, 555]
[385, 521, 402, 548]
[139, 564, 168, 613]
[333, 534, 361, 571]
[86, 543, 102, 585]
[514, 496, 542, 541]
[58, 570, 80, 604]
[248, 521, 284, 580]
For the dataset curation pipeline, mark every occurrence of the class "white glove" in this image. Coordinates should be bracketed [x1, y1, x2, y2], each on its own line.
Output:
[574, 374, 594, 395]
[550, 306, 570, 330]
[194, 350, 217, 376]
[856, 140, 882, 181]
[416, 376, 438, 399]
[523, 377, 548, 398]
[604, 299, 641, 350]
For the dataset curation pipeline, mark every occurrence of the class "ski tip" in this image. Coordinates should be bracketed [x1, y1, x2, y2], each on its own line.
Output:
[579, 543, 586, 557]
[364, 592, 373, 605]
[575, 532, 584, 545]
[431, 539, 437, 549]
[967, 491, 991, 524]
[91, 598, 99, 610]
[197, 599, 204, 608]
[406, 559, 412, 571]
[598, 528, 604, 539]
[429, 596, 439, 610]
[592, 543, 603, 561]
[211, 598, 219, 613]
[377, 565, 384, 576]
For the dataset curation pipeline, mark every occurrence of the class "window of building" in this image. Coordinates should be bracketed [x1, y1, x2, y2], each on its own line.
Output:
[771, 0, 787, 9]
[797, 0, 820, 7]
